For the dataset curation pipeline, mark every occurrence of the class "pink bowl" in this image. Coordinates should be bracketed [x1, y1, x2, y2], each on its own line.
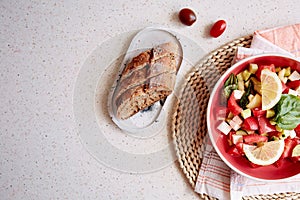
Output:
[207, 54, 300, 181]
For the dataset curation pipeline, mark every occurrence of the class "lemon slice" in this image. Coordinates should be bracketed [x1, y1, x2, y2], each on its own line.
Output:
[244, 140, 285, 166]
[292, 144, 300, 157]
[261, 69, 282, 110]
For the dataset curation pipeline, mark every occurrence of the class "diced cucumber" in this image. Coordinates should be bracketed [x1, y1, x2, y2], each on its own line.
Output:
[266, 109, 275, 118]
[246, 130, 255, 134]
[241, 108, 251, 119]
[227, 112, 234, 119]
[275, 125, 282, 132]
[238, 80, 244, 91]
[250, 77, 262, 95]
[275, 67, 282, 73]
[278, 68, 287, 83]
[284, 67, 291, 76]
[236, 130, 248, 135]
[244, 80, 250, 88]
[248, 63, 258, 74]
[246, 94, 262, 109]
[248, 94, 254, 102]
[242, 69, 251, 81]
[236, 73, 245, 91]
[237, 72, 243, 81]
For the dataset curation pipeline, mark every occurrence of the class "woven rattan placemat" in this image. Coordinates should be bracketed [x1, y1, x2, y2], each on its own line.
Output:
[171, 35, 300, 199]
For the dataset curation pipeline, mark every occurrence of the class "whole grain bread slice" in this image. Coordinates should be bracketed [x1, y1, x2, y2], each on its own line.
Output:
[113, 42, 179, 120]
[116, 72, 176, 119]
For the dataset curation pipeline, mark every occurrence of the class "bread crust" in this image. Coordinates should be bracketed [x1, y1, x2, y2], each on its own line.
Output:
[115, 54, 176, 101]
[114, 42, 178, 119]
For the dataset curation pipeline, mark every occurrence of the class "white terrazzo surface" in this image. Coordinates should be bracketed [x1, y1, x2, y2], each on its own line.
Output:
[1, 0, 300, 199]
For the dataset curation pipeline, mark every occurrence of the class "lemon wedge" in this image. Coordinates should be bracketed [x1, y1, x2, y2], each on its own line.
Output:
[261, 69, 282, 110]
[244, 140, 284, 166]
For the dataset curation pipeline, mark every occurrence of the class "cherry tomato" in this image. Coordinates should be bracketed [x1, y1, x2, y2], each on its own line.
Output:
[178, 8, 196, 26]
[210, 20, 227, 38]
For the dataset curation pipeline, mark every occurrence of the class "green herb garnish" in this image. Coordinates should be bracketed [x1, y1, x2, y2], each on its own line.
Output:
[274, 94, 300, 130]
[224, 73, 238, 99]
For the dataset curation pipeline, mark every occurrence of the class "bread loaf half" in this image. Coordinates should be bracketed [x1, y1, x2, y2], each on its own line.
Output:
[113, 42, 179, 120]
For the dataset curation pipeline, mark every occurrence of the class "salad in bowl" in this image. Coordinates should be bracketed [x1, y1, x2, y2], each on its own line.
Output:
[207, 54, 300, 181]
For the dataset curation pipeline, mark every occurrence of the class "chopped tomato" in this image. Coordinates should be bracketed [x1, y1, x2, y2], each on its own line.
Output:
[274, 137, 298, 167]
[228, 131, 236, 142]
[274, 156, 284, 168]
[282, 82, 289, 94]
[227, 145, 242, 157]
[243, 134, 268, 145]
[242, 116, 259, 131]
[227, 93, 243, 116]
[235, 142, 244, 156]
[290, 156, 300, 163]
[252, 108, 266, 117]
[257, 116, 276, 134]
[255, 64, 276, 80]
[283, 137, 297, 158]
[248, 162, 262, 168]
[286, 80, 300, 90]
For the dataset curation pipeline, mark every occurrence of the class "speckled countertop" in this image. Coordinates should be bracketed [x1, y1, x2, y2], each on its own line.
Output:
[1, 0, 300, 199]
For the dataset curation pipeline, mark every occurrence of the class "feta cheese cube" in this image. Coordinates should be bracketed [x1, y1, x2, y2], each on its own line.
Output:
[229, 121, 241, 131]
[233, 90, 244, 100]
[232, 115, 243, 124]
[217, 121, 232, 135]
[288, 70, 300, 81]
[229, 116, 243, 131]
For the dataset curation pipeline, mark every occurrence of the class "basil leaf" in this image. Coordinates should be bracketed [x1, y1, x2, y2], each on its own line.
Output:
[274, 94, 300, 130]
[223, 74, 238, 99]
[239, 81, 253, 109]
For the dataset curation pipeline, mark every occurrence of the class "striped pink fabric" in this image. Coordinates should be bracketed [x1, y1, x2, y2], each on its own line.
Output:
[195, 24, 300, 199]
[195, 137, 300, 200]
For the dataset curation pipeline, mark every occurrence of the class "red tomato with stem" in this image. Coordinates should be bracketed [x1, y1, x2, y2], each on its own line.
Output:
[210, 20, 227, 38]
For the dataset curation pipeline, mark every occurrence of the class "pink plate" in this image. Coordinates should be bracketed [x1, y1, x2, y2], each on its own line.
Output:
[207, 54, 300, 181]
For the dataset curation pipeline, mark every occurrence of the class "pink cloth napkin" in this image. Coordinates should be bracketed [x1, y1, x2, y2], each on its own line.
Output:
[194, 24, 300, 200]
